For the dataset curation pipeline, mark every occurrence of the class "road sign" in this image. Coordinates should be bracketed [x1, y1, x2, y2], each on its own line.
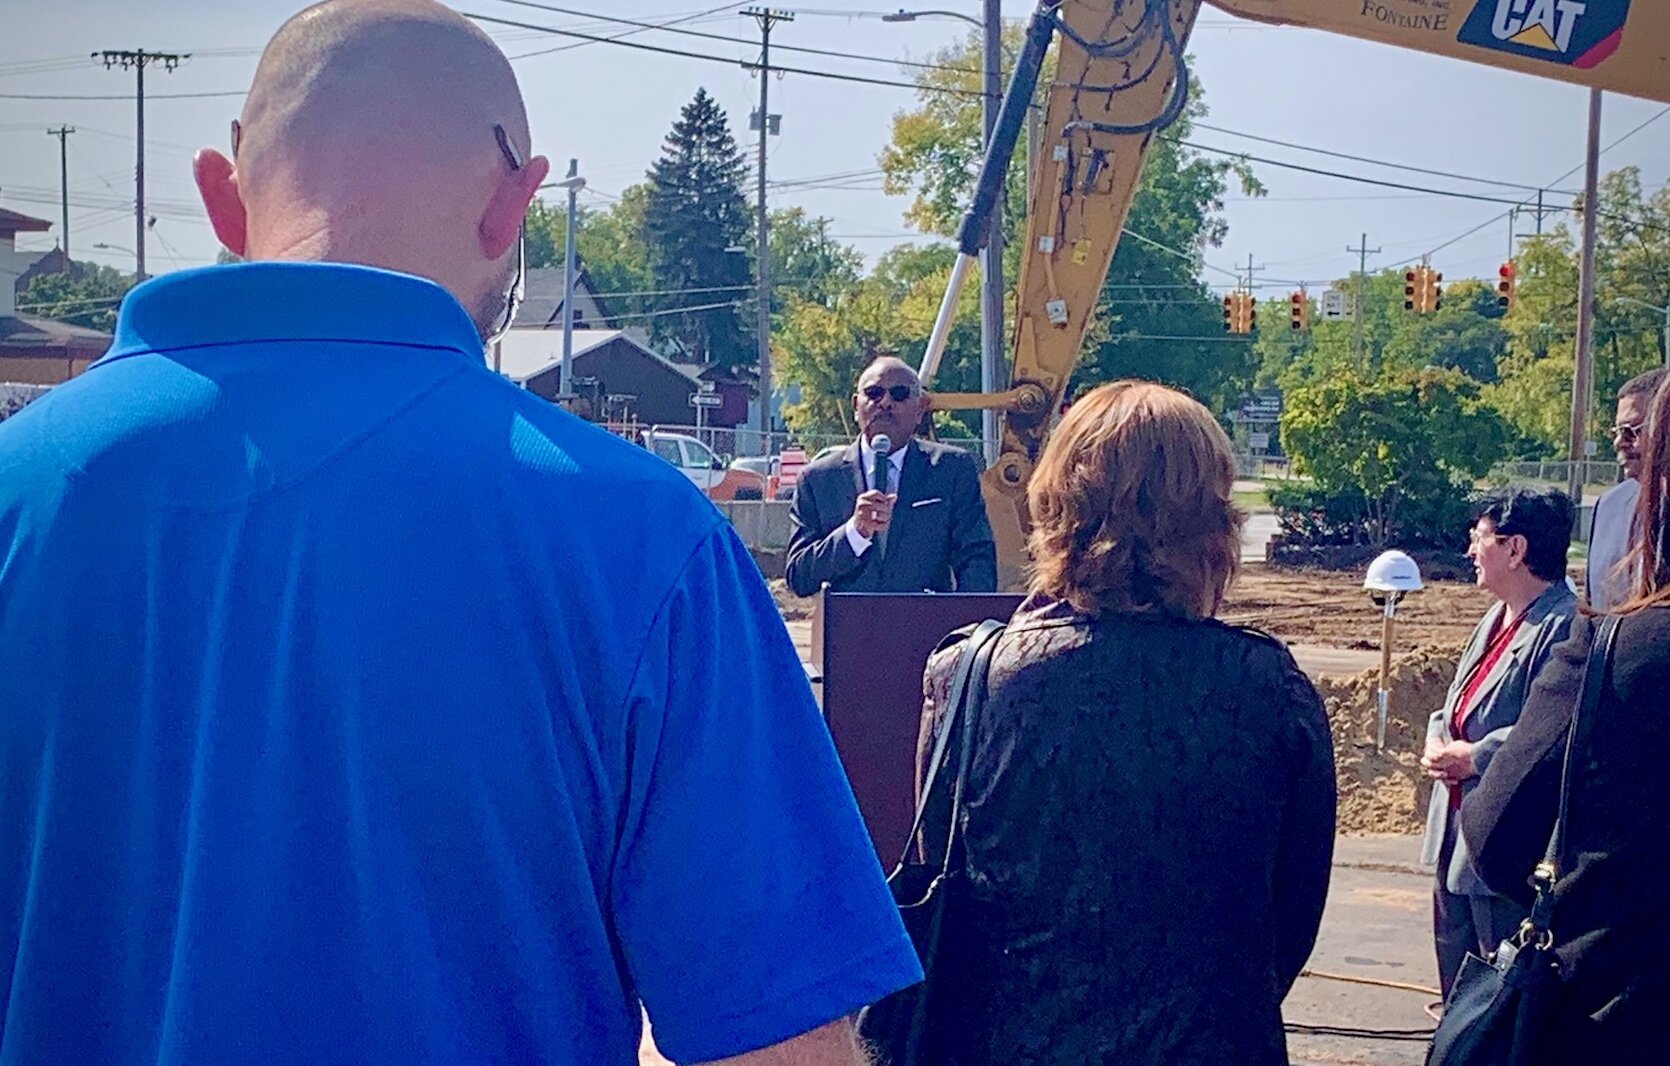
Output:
[1249, 431, 1271, 451]
[1320, 288, 1351, 321]
[690, 393, 723, 408]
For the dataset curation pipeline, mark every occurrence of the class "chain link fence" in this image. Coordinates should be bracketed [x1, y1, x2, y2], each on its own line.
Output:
[1490, 460, 1623, 490]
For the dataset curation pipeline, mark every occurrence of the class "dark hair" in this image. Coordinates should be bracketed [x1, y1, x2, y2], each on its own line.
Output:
[1619, 367, 1668, 405]
[1473, 487, 1575, 583]
[1622, 375, 1670, 612]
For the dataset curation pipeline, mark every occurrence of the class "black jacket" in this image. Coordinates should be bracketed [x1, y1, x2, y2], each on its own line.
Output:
[915, 600, 1337, 1064]
[1463, 607, 1670, 1065]
[784, 438, 997, 597]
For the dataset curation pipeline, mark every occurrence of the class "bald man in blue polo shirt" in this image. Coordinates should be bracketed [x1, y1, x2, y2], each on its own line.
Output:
[0, 3, 918, 1064]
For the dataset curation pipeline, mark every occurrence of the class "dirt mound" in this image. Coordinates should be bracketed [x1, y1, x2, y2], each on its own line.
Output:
[1316, 647, 1459, 835]
[770, 579, 816, 621]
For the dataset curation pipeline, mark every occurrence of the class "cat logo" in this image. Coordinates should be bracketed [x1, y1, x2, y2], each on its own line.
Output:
[1459, 0, 1633, 68]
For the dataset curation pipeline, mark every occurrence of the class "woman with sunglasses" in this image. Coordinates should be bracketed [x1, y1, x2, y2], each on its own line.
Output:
[1464, 375, 1670, 1063]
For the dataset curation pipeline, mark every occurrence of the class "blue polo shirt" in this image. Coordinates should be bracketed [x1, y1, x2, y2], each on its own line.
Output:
[0, 263, 918, 1065]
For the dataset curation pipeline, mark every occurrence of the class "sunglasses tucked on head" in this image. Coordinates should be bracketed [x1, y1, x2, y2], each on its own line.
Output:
[863, 384, 918, 403]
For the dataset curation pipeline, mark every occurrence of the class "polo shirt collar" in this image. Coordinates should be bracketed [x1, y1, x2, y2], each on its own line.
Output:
[107, 262, 486, 362]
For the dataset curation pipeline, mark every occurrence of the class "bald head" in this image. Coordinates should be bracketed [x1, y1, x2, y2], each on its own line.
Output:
[854, 356, 928, 446]
[196, 0, 549, 337]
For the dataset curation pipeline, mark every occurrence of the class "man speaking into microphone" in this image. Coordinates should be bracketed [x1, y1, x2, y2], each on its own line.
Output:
[787, 357, 997, 596]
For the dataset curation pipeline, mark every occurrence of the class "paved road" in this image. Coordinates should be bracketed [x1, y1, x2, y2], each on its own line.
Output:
[1286, 836, 1438, 1065]
[641, 836, 1439, 1065]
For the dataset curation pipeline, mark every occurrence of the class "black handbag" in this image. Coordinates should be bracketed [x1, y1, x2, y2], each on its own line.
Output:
[857, 619, 1006, 1066]
[1426, 614, 1620, 1066]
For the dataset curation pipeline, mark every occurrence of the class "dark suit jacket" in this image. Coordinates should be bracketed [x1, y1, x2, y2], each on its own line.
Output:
[785, 438, 997, 597]
[1463, 607, 1670, 1064]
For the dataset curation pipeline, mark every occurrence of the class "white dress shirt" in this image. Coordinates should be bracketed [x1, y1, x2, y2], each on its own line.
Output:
[843, 438, 907, 557]
[1588, 478, 1641, 612]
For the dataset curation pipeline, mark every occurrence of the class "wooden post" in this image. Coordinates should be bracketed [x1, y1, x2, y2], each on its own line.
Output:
[1377, 603, 1396, 750]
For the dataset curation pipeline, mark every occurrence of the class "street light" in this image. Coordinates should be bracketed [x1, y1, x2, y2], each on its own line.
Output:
[1615, 296, 1670, 368]
[881, 8, 980, 26]
[93, 242, 141, 275]
[882, 5, 1007, 467]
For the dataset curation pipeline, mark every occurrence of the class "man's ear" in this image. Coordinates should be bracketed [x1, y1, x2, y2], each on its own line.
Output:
[194, 149, 248, 258]
[479, 154, 551, 260]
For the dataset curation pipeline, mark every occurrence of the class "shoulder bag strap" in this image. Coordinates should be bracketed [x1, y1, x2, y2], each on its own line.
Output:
[1526, 614, 1620, 936]
[940, 623, 1004, 876]
[891, 619, 1005, 876]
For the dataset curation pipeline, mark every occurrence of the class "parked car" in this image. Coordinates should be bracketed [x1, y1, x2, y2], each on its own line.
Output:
[640, 429, 766, 502]
[729, 456, 778, 500]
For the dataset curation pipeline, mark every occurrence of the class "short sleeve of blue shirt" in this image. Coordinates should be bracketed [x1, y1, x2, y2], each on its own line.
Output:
[612, 523, 921, 1062]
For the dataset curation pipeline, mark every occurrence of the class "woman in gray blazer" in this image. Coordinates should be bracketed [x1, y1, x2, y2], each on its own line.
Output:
[1420, 487, 1577, 997]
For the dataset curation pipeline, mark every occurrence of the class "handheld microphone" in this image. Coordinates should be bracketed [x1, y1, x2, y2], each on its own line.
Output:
[871, 434, 892, 495]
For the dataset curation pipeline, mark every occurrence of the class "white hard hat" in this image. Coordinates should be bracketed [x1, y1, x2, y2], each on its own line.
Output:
[1364, 550, 1424, 594]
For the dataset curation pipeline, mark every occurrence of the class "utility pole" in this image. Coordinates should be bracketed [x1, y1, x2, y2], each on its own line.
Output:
[1242, 253, 1266, 293]
[95, 50, 186, 280]
[1346, 233, 1380, 369]
[46, 126, 74, 258]
[1568, 89, 1603, 503]
[746, 8, 792, 446]
[980, 0, 1004, 467]
[558, 159, 586, 400]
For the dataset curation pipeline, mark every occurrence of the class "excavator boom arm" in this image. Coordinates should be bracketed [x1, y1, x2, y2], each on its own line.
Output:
[926, 0, 1668, 589]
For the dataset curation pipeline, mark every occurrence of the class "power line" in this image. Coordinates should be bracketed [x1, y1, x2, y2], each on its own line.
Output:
[0, 89, 244, 100]
[1190, 121, 1574, 195]
[1181, 136, 1669, 235]
[487, 0, 983, 76]
[1424, 104, 1670, 258]
[506, 3, 750, 61]
[463, 11, 984, 96]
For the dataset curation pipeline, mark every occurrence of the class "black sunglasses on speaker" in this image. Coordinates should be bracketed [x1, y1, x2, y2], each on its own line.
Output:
[862, 384, 917, 403]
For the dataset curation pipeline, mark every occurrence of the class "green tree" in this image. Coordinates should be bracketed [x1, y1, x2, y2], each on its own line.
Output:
[878, 32, 1262, 410]
[1483, 166, 1670, 457]
[767, 208, 863, 310]
[16, 264, 138, 332]
[642, 88, 754, 367]
[1280, 366, 1511, 546]
[773, 253, 982, 437]
[526, 185, 658, 327]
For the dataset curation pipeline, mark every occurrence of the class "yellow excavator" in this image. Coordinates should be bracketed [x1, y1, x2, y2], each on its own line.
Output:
[916, 0, 1670, 589]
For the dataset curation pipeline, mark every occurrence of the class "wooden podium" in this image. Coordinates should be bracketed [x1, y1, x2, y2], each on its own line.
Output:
[812, 590, 1023, 866]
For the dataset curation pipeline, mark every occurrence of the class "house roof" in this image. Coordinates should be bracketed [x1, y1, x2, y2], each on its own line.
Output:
[0, 313, 112, 350]
[512, 264, 616, 329]
[0, 208, 53, 236]
[493, 328, 700, 387]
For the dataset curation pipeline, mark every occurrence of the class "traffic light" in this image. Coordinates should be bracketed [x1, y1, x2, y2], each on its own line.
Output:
[1497, 261, 1517, 310]
[1404, 270, 1419, 312]
[1427, 269, 1443, 313]
[1289, 291, 1309, 331]
[1223, 293, 1256, 334]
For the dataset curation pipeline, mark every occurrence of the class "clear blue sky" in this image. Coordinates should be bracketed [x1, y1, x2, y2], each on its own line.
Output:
[4, 1, 1666, 295]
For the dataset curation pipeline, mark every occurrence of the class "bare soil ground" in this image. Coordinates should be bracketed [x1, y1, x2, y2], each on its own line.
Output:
[771, 564, 1499, 652]
[1218, 566, 1495, 652]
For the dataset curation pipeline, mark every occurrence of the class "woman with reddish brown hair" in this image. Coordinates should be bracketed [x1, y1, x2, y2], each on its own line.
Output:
[1464, 376, 1670, 1064]
[905, 381, 1336, 1065]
